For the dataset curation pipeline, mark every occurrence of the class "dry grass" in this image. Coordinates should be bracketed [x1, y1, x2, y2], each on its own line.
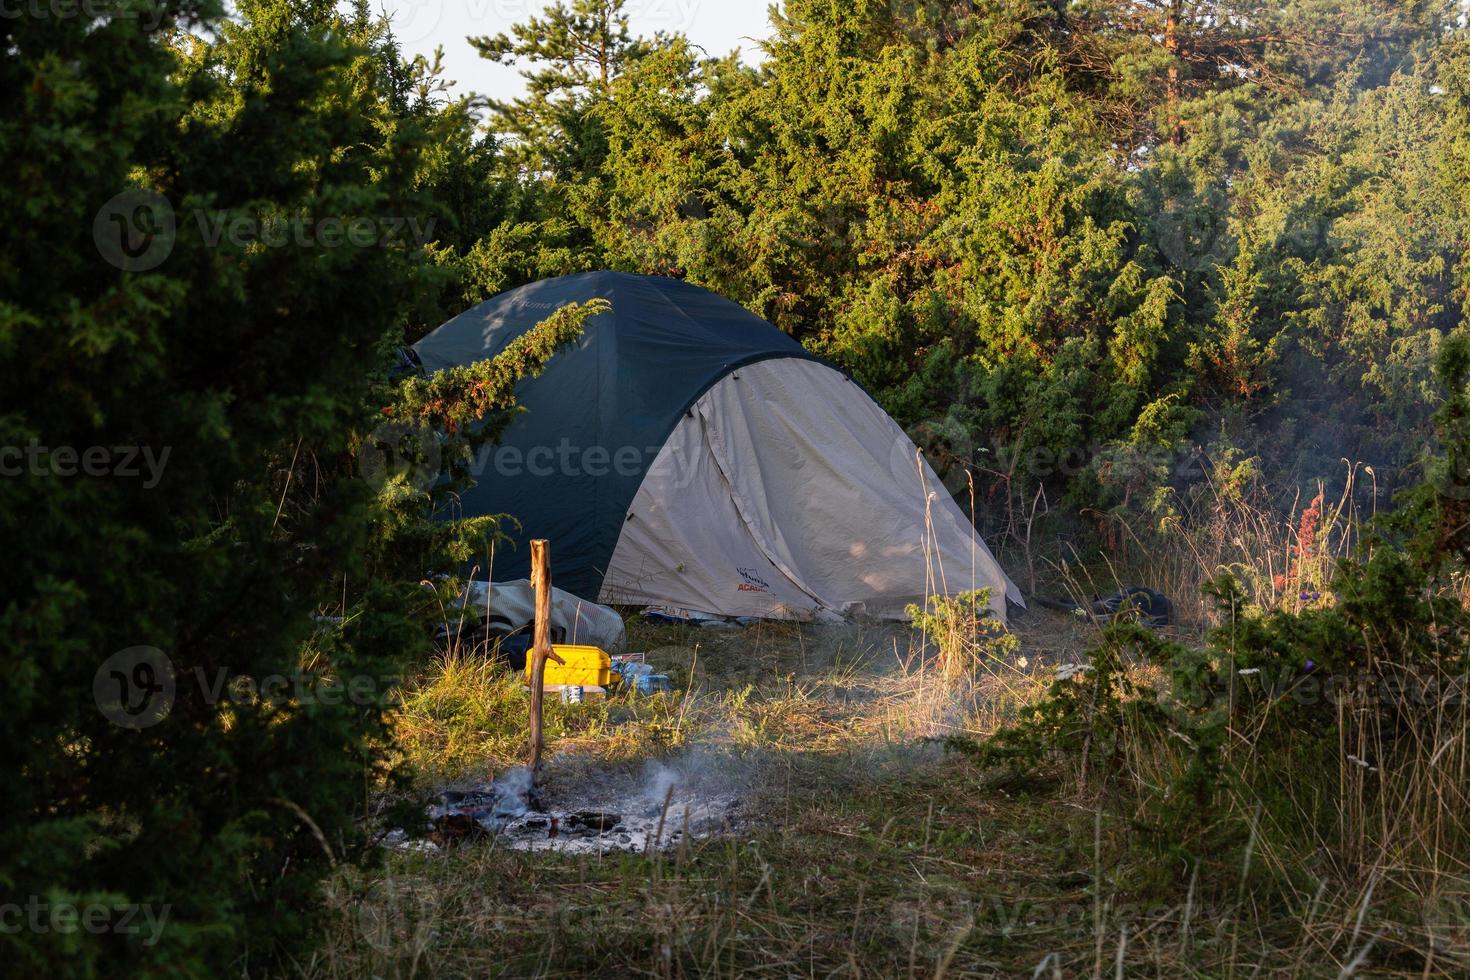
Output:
[309, 612, 1084, 976]
[393, 615, 1045, 785]
[311, 751, 1076, 979]
[980, 458, 1470, 977]
[1006, 457, 1372, 632]
[303, 600, 1465, 978]
[1025, 676, 1470, 977]
[309, 465, 1470, 978]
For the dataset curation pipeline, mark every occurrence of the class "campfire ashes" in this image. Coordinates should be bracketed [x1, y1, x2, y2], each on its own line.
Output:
[414, 765, 742, 855]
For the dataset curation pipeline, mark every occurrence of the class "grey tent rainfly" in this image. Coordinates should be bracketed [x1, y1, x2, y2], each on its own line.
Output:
[414, 272, 1022, 623]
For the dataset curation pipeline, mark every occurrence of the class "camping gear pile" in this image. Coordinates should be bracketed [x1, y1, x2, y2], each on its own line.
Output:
[1032, 586, 1173, 628]
[521, 646, 673, 702]
[612, 658, 672, 694]
[443, 579, 672, 700]
[447, 578, 624, 667]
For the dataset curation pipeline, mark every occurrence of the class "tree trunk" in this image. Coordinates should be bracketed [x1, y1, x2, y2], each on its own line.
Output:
[527, 539, 553, 773]
[1165, 0, 1183, 145]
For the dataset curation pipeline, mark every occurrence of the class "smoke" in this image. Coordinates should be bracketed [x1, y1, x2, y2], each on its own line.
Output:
[491, 766, 533, 819]
[632, 725, 759, 817]
[432, 766, 535, 829]
[641, 759, 682, 807]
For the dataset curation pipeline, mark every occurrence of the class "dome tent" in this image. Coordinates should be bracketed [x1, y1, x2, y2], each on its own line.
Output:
[414, 271, 1021, 622]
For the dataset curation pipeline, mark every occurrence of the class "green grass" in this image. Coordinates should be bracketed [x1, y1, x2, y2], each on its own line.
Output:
[308, 610, 1467, 978]
[394, 651, 695, 786]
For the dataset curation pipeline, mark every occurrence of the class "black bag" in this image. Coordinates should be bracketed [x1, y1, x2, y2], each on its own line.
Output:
[1089, 587, 1172, 627]
[455, 614, 567, 672]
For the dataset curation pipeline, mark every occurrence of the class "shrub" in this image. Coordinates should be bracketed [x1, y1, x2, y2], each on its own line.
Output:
[970, 332, 1470, 909]
[0, 4, 597, 974]
[907, 589, 1019, 683]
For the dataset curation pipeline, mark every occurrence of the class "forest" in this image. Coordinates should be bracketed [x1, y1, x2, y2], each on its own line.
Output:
[4, 0, 1470, 975]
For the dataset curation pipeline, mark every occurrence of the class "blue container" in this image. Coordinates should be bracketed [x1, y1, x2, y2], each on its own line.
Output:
[633, 674, 672, 695]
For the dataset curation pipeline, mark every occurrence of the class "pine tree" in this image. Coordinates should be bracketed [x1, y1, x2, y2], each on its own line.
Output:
[0, 1, 580, 972]
[471, 0, 659, 178]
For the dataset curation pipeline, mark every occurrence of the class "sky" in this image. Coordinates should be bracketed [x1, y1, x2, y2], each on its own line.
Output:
[372, 0, 776, 102]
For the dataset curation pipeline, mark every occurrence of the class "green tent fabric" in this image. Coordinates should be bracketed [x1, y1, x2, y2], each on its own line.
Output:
[413, 271, 825, 599]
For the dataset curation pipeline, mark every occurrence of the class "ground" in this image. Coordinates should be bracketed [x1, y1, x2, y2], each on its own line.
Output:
[305, 608, 1403, 978]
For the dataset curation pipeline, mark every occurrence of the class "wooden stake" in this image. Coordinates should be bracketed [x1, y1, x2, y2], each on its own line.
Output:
[526, 539, 563, 774]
